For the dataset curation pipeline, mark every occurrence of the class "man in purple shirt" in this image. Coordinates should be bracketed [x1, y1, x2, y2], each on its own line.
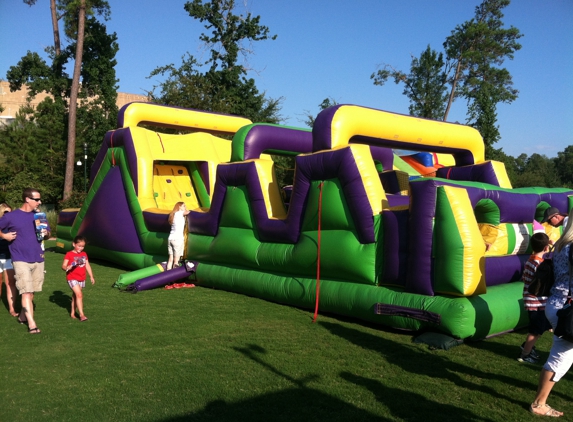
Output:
[0, 188, 50, 334]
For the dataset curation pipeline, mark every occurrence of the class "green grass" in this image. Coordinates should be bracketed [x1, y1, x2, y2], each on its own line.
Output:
[0, 241, 571, 421]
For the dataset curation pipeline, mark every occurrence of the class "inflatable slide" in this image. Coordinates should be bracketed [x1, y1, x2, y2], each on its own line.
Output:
[56, 103, 573, 340]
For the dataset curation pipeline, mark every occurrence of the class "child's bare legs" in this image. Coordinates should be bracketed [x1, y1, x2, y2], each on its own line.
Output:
[173, 254, 181, 268]
[5, 269, 18, 316]
[522, 333, 540, 357]
[70, 292, 77, 319]
[71, 284, 85, 319]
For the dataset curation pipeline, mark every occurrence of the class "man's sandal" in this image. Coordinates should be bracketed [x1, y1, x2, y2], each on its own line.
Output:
[530, 403, 563, 417]
[28, 327, 41, 334]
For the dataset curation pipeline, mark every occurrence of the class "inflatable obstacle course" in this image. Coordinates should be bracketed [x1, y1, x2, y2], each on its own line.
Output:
[56, 103, 573, 340]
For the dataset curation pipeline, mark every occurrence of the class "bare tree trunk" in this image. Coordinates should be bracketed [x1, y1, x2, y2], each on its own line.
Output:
[443, 59, 462, 122]
[63, 0, 86, 200]
[50, 0, 60, 55]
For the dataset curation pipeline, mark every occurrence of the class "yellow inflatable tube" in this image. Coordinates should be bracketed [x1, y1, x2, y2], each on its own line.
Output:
[118, 102, 252, 134]
[315, 105, 485, 164]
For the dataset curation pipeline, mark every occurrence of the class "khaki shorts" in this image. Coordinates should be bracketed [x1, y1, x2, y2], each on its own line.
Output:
[13, 261, 44, 294]
[168, 238, 185, 257]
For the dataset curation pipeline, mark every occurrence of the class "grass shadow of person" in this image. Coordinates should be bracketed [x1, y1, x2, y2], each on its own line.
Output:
[340, 371, 489, 422]
[159, 343, 388, 422]
[49, 290, 72, 314]
[319, 321, 534, 411]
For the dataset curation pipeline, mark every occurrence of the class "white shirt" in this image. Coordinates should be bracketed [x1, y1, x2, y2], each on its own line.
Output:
[168, 211, 186, 241]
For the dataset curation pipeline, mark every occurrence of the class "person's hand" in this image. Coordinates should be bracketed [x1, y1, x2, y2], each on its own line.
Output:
[90, 278, 95, 285]
[6, 231, 16, 241]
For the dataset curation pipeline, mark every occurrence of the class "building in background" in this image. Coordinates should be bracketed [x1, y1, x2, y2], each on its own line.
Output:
[0, 81, 148, 126]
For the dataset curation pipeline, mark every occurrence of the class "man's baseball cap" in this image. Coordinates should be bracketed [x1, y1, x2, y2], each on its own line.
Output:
[541, 207, 560, 224]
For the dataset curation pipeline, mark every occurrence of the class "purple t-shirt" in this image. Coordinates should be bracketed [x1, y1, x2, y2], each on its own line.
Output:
[0, 209, 48, 263]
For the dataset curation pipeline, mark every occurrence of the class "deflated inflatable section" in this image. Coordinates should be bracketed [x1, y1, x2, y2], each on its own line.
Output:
[56, 103, 573, 340]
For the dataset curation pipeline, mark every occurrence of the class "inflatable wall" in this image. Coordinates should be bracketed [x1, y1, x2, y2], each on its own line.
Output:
[56, 102, 573, 340]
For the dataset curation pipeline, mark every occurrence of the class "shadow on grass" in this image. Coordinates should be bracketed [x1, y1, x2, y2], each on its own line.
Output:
[319, 321, 531, 416]
[160, 344, 386, 422]
[340, 372, 490, 422]
[48, 290, 71, 314]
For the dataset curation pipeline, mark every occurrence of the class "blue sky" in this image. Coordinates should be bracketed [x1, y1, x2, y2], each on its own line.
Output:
[1, 0, 571, 158]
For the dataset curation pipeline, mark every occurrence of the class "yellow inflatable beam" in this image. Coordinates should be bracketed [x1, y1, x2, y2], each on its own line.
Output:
[314, 105, 485, 164]
[118, 102, 252, 134]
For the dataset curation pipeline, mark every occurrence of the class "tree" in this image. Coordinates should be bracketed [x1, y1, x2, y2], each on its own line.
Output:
[59, 0, 111, 199]
[371, 0, 522, 157]
[24, 0, 62, 55]
[4, 0, 116, 203]
[149, 0, 282, 123]
[372, 46, 448, 120]
[64, 0, 87, 200]
[74, 17, 119, 158]
[17, 0, 111, 200]
[466, 83, 500, 158]
[507, 153, 560, 188]
[443, 0, 522, 120]
[554, 146, 573, 188]
[0, 101, 65, 204]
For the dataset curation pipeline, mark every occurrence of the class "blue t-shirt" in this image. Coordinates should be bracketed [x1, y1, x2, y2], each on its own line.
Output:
[0, 209, 48, 263]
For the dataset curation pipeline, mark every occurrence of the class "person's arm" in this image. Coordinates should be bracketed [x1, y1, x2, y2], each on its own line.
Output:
[85, 260, 95, 284]
[0, 232, 17, 241]
[62, 258, 71, 272]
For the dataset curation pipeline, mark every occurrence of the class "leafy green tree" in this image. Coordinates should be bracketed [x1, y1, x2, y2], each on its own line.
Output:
[58, 0, 111, 199]
[2, 172, 57, 209]
[0, 102, 64, 204]
[371, 0, 522, 158]
[467, 83, 500, 158]
[149, 0, 282, 123]
[443, 0, 522, 120]
[5, 0, 115, 201]
[372, 46, 448, 119]
[509, 153, 560, 188]
[554, 146, 573, 188]
[72, 16, 119, 158]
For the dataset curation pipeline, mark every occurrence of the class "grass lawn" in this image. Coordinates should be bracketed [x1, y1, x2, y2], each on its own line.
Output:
[0, 241, 571, 421]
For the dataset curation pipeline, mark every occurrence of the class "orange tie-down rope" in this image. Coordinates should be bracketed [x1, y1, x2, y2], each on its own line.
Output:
[312, 182, 324, 323]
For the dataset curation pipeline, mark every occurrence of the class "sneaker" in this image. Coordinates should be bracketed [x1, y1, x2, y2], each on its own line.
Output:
[518, 353, 539, 364]
[521, 343, 540, 360]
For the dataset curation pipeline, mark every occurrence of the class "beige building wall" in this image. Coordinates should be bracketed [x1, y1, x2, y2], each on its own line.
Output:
[0, 81, 148, 124]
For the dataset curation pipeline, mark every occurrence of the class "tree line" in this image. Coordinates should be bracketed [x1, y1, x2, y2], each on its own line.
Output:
[0, 0, 570, 209]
